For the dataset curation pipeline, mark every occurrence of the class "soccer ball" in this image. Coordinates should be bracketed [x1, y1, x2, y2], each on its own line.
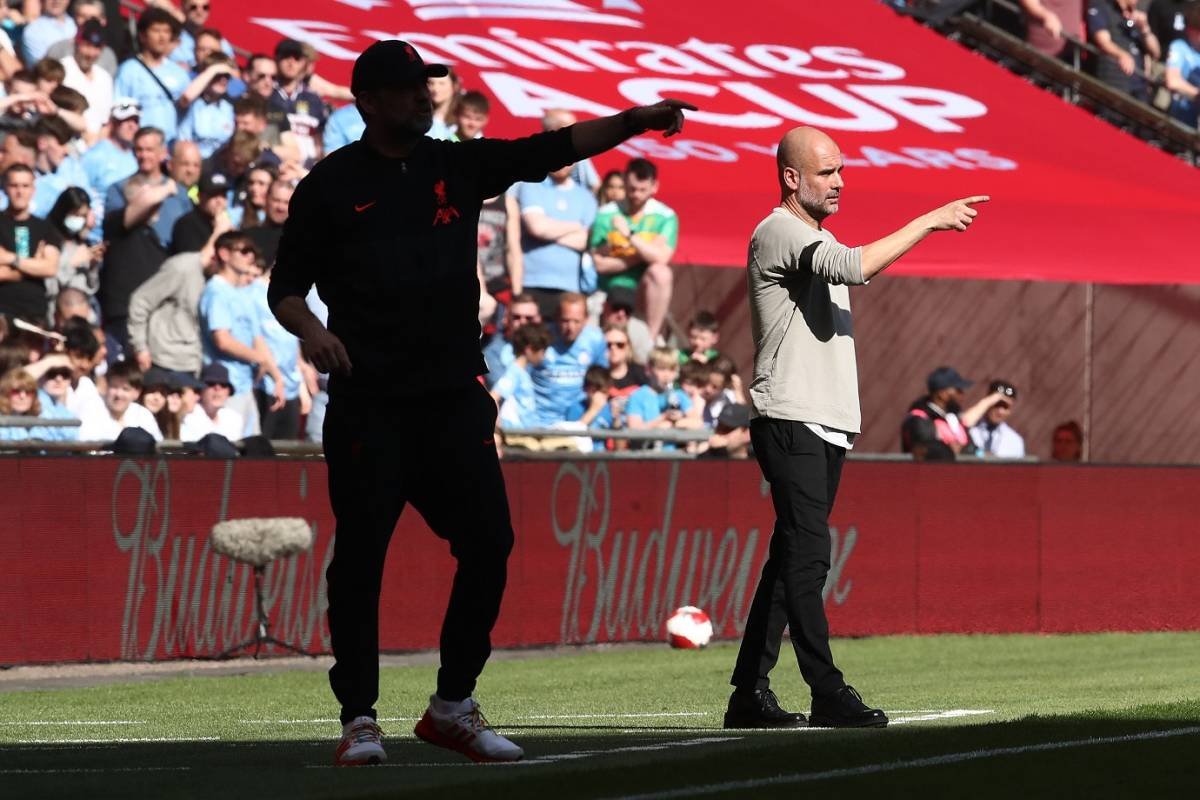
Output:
[666, 606, 713, 649]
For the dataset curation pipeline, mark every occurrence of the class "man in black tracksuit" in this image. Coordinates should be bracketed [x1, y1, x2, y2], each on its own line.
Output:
[268, 39, 693, 766]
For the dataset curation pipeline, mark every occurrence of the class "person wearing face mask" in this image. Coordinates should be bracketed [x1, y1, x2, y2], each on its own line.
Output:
[46, 186, 104, 314]
[901, 366, 1007, 457]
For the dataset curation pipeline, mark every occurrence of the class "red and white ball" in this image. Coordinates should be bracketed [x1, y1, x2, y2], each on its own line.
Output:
[666, 606, 713, 649]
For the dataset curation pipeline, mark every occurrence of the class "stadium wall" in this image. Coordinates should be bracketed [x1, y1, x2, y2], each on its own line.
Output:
[2, 457, 1197, 665]
[672, 266, 1200, 464]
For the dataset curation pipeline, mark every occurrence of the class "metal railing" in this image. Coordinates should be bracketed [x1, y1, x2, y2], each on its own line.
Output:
[0, 416, 81, 428]
[895, 0, 1200, 164]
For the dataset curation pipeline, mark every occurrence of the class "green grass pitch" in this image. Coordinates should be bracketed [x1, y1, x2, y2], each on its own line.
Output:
[2, 632, 1198, 799]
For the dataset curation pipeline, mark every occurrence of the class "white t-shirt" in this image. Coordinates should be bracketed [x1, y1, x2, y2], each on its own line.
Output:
[67, 376, 105, 420]
[78, 402, 163, 441]
[62, 55, 114, 133]
[180, 405, 244, 442]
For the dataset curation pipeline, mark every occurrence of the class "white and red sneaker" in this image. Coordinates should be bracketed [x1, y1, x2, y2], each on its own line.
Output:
[413, 695, 524, 763]
[334, 716, 386, 766]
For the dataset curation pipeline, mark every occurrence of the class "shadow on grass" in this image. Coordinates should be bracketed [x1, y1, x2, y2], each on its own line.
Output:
[1, 705, 1198, 800]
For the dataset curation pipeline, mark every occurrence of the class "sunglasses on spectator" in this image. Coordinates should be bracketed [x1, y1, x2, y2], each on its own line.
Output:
[205, 381, 232, 390]
[43, 368, 72, 381]
[8, 387, 32, 396]
[187, 3, 209, 10]
[605, 340, 628, 349]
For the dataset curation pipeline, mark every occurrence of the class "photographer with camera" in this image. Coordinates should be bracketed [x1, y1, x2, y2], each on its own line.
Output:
[968, 380, 1026, 458]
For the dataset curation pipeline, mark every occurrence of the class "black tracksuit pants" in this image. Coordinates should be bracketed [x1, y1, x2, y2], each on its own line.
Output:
[731, 418, 846, 698]
[322, 381, 514, 725]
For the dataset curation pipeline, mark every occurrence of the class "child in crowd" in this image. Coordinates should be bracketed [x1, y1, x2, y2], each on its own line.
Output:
[626, 346, 703, 449]
[568, 365, 615, 451]
[451, 90, 490, 141]
[680, 310, 721, 364]
[700, 355, 744, 428]
[492, 323, 550, 431]
[77, 360, 162, 442]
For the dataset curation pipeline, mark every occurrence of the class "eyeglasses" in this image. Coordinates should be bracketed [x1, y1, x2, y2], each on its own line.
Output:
[43, 369, 72, 381]
[186, 3, 209, 11]
[250, 72, 275, 81]
[511, 314, 538, 322]
[605, 341, 628, 349]
[205, 382, 231, 390]
[8, 387, 32, 396]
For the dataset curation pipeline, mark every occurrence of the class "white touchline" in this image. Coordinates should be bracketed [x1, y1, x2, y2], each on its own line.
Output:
[0, 767, 192, 775]
[518, 712, 711, 720]
[16, 736, 221, 745]
[608, 726, 1200, 800]
[244, 711, 710, 725]
[0, 720, 147, 726]
[889, 710, 994, 725]
[239, 717, 417, 724]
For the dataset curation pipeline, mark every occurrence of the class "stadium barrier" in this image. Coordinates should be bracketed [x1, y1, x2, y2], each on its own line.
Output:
[1, 456, 1197, 665]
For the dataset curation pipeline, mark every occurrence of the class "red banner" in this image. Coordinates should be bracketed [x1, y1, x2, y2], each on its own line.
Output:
[209, 1, 1200, 284]
[1, 456, 1198, 665]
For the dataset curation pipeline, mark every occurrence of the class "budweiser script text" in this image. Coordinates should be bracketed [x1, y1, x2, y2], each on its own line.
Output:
[114, 460, 330, 660]
[552, 462, 856, 644]
[112, 460, 856, 659]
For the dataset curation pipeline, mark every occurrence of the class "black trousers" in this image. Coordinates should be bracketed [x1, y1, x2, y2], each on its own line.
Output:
[255, 391, 301, 439]
[323, 381, 514, 724]
[731, 418, 846, 698]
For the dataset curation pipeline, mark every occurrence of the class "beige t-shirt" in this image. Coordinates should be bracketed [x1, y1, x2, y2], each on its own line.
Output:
[747, 208, 866, 434]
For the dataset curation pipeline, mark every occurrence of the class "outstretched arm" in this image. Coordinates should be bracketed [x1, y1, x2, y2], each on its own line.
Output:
[860, 196, 989, 281]
[570, 100, 697, 161]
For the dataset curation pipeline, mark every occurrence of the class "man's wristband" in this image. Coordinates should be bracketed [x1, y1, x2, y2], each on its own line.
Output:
[621, 108, 648, 136]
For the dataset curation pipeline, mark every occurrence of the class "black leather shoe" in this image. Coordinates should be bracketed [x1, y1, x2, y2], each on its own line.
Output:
[809, 685, 888, 728]
[723, 688, 808, 729]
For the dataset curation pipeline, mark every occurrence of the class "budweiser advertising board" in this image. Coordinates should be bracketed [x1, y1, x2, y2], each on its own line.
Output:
[1, 457, 1197, 664]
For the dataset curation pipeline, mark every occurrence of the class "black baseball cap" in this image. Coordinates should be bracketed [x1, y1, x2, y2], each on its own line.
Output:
[274, 38, 306, 60]
[198, 170, 229, 196]
[605, 285, 637, 312]
[351, 40, 449, 94]
[988, 379, 1017, 399]
[78, 18, 105, 47]
[927, 366, 972, 393]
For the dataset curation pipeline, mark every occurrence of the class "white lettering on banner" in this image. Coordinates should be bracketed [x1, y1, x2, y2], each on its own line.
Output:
[725, 82, 898, 131]
[850, 85, 988, 133]
[615, 41, 727, 76]
[954, 148, 1018, 169]
[679, 37, 774, 78]
[245, 20, 998, 136]
[811, 46, 907, 80]
[742, 44, 851, 79]
[113, 460, 331, 660]
[552, 463, 855, 645]
[480, 71, 619, 118]
[618, 78, 781, 129]
[248, 18, 362, 60]
[861, 146, 927, 169]
[490, 27, 594, 71]
[403, 0, 644, 28]
[544, 37, 637, 72]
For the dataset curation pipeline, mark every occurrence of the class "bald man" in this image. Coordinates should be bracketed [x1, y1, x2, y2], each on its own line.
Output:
[724, 127, 986, 730]
[542, 109, 600, 191]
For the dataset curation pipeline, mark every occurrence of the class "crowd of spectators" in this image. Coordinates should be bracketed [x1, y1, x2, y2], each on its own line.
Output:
[0, 1, 720, 455]
[890, 1, 1200, 128]
[0, 2, 1094, 462]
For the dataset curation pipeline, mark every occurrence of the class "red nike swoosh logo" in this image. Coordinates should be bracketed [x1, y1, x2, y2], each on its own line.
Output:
[354, 201, 376, 213]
